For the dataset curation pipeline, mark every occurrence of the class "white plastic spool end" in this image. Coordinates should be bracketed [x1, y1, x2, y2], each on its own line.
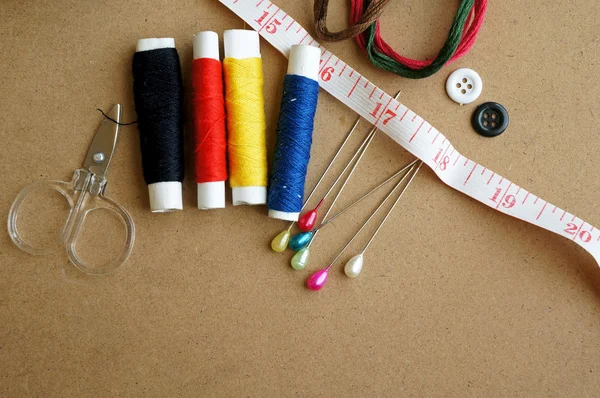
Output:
[193, 31, 219, 61]
[136, 38, 175, 52]
[148, 182, 183, 213]
[232, 187, 267, 206]
[197, 181, 226, 210]
[287, 45, 321, 80]
[268, 209, 300, 222]
[224, 30, 261, 59]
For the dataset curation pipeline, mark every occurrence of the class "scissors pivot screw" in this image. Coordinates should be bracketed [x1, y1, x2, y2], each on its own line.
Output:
[93, 152, 105, 163]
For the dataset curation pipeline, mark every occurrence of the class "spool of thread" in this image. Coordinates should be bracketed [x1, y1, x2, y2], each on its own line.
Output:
[192, 31, 227, 209]
[267, 45, 321, 221]
[132, 38, 184, 212]
[223, 30, 268, 206]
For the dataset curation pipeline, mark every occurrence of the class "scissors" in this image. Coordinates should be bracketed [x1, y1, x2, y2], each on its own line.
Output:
[7, 104, 135, 275]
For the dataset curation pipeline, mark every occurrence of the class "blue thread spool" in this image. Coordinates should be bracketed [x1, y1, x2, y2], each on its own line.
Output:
[268, 45, 321, 221]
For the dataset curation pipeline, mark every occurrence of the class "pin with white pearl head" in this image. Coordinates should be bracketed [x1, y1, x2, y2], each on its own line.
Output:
[289, 122, 379, 271]
[271, 117, 361, 253]
[306, 161, 422, 290]
[345, 161, 423, 278]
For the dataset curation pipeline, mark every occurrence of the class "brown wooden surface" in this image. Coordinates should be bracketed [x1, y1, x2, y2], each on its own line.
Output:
[1, 0, 599, 396]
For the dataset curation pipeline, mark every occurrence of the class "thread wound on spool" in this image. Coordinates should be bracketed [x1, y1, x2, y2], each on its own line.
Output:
[192, 58, 227, 183]
[222, 57, 268, 188]
[132, 48, 185, 186]
[268, 75, 319, 214]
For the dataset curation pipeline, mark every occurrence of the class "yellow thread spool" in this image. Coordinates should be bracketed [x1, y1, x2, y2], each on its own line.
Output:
[223, 30, 268, 205]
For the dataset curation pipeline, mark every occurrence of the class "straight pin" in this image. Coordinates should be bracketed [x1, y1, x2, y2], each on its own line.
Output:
[306, 161, 423, 290]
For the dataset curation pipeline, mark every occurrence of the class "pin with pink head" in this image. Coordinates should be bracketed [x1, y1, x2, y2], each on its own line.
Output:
[306, 266, 330, 291]
[298, 199, 323, 232]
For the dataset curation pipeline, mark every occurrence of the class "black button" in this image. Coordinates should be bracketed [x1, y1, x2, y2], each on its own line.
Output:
[472, 102, 509, 137]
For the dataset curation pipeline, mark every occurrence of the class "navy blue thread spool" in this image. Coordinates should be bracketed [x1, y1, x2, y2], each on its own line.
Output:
[268, 45, 321, 221]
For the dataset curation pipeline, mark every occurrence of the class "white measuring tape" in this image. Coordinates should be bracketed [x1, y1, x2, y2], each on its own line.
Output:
[219, 0, 600, 266]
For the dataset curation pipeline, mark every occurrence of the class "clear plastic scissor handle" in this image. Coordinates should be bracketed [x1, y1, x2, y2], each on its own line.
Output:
[7, 169, 135, 275]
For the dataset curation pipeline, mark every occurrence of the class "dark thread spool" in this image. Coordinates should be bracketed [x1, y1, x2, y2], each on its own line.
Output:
[132, 43, 184, 211]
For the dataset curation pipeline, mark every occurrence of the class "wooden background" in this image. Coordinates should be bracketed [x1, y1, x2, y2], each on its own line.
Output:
[1, 0, 599, 395]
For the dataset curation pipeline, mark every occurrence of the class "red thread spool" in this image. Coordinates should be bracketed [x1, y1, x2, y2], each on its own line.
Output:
[192, 31, 227, 209]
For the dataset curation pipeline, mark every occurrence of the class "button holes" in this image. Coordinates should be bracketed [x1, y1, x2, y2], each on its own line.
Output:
[491, 113, 497, 119]
[483, 121, 489, 127]
[456, 83, 461, 88]
[462, 78, 467, 83]
[461, 89, 466, 94]
[491, 121, 498, 127]
[467, 84, 473, 89]
[483, 113, 489, 119]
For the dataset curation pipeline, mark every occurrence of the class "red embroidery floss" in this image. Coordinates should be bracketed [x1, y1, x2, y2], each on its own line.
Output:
[192, 31, 228, 209]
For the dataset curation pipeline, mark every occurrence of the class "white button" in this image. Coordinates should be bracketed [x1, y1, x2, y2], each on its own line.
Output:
[446, 68, 483, 105]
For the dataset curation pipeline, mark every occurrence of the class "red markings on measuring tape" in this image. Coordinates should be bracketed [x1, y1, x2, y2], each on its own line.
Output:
[490, 184, 516, 209]
[373, 97, 394, 126]
[464, 163, 477, 185]
[347, 76, 361, 97]
[222, 0, 600, 264]
[320, 67, 334, 82]
[566, 220, 591, 243]
[381, 109, 397, 125]
[255, 8, 281, 34]
[409, 120, 425, 143]
[399, 109, 409, 121]
[433, 144, 451, 172]
[536, 202, 547, 220]
[319, 53, 333, 72]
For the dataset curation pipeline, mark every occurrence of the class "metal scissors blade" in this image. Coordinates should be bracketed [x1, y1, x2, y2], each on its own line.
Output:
[83, 104, 121, 179]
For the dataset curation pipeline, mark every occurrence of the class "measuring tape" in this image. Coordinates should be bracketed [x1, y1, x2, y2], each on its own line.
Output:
[219, 0, 600, 266]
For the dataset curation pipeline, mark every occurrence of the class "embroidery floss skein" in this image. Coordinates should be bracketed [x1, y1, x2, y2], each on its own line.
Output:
[223, 30, 268, 206]
[192, 31, 227, 209]
[268, 45, 321, 221]
[132, 38, 184, 212]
